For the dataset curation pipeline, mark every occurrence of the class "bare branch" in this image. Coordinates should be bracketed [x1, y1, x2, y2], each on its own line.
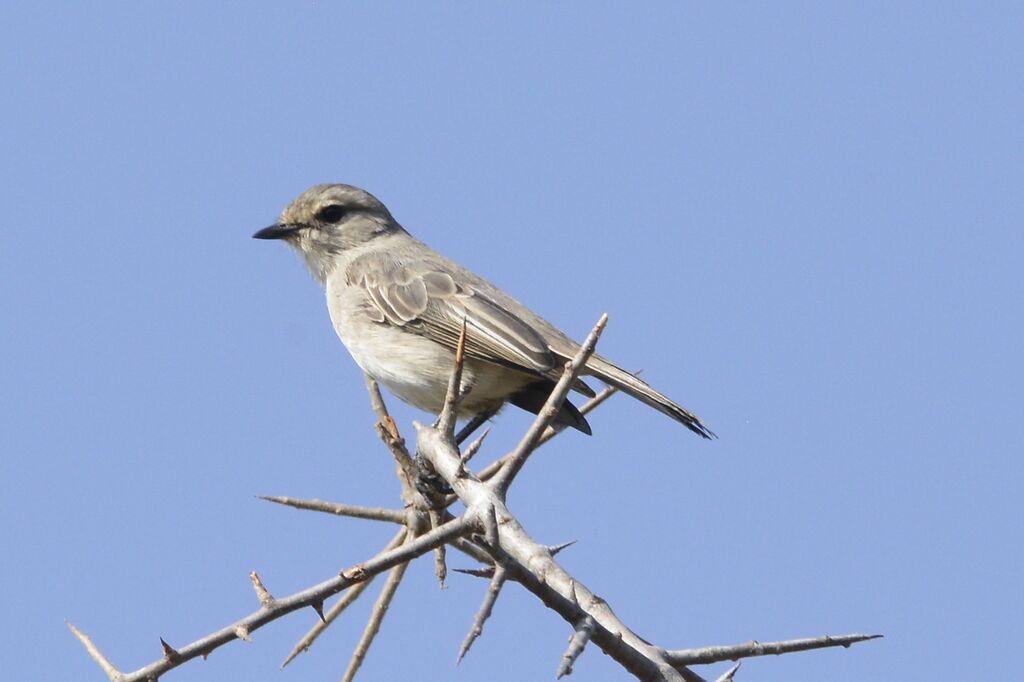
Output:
[258, 495, 405, 524]
[281, 528, 408, 668]
[95, 517, 471, 681]
[363, 372, 395, 428]
[666, 634, 883, 667]
[415, 421, 688, 682]
[557, 614, 596, 678]
[67, 622, 122, 681]
[342, 560, 411, 682]
[490, 313, 608, 497]
[364, 373, 435, 537]
[457, 563, 507, 664]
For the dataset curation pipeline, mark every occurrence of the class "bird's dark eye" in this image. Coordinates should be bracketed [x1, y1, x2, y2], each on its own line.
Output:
[316, 204, 349, 223]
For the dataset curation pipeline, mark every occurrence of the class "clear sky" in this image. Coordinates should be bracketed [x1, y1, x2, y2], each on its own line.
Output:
[2, 3, 1021, 681]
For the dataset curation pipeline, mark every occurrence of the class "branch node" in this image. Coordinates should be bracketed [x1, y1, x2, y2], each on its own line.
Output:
[341, 564, 368, 582]
[234, 625, 251, 643]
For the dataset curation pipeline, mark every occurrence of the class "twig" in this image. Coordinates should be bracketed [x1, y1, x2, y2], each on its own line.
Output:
[457, 563, 507, 664]
[281, 528, 407, 668]
[257, 495, 405, 524]
[342, 560, 411, 682]
[74, 517, 472, 681]
[364, 373, 432, 536]
[666, 634, 883, 666]
[430, 509, 448, 587]
[491, 314, 608, 497]
[67, 622, 122, 681]
[437, 318, 468, 438]
[363, 372, 395, 427]
[557, 614, 596, 678]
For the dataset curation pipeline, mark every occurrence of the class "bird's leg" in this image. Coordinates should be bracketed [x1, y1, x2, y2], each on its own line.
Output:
[455, 409, 497, 445]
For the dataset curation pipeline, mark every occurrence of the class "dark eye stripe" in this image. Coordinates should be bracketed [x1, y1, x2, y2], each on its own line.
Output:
[316, 204, 349, 223]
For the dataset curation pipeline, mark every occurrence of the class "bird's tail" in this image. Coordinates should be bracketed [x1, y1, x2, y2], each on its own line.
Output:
[584, 356, 715, 439]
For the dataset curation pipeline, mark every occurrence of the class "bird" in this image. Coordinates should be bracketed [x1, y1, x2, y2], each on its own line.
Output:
[254, 184, 713, 440]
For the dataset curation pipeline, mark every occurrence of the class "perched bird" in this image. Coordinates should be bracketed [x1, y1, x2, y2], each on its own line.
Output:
[254, 184, 713, 439]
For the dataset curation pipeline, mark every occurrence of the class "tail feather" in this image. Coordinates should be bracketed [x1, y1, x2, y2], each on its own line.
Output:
[509, 381, 593, 435]
[584, 356, 715, 439]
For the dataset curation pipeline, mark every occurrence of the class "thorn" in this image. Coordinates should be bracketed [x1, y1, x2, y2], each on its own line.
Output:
[249, 571, 274, 607]
[548, 540, 577, 556]
[159, 637, 181, 661]
[460, 427, 491, 471]
[310, 600, 326, 623]
[714, 661, 741, 682]
[454, 567, 495, 579]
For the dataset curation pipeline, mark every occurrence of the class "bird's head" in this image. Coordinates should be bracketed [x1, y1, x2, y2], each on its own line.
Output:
[253, 183, 401, 282]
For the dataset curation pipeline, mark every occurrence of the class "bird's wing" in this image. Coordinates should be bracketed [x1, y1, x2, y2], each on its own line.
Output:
[349, 257, 559, 378]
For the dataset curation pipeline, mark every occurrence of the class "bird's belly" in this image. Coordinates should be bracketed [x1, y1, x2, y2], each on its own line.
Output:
[326, 286, 528, 415]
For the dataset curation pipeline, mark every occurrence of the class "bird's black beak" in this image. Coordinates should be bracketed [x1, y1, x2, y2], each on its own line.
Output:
[252, 223, 302, 240]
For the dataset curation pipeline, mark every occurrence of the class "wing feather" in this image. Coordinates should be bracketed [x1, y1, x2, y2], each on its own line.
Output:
[350, 257, 556, 376]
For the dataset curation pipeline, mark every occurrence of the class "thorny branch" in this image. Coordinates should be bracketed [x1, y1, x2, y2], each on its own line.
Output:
[70, 315, 879, 681]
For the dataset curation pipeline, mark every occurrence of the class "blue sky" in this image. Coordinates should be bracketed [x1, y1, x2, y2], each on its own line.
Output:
[2, 3, 1021, 680]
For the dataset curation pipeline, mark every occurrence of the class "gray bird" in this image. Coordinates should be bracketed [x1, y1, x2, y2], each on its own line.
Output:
[254, 184, 713, 439]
